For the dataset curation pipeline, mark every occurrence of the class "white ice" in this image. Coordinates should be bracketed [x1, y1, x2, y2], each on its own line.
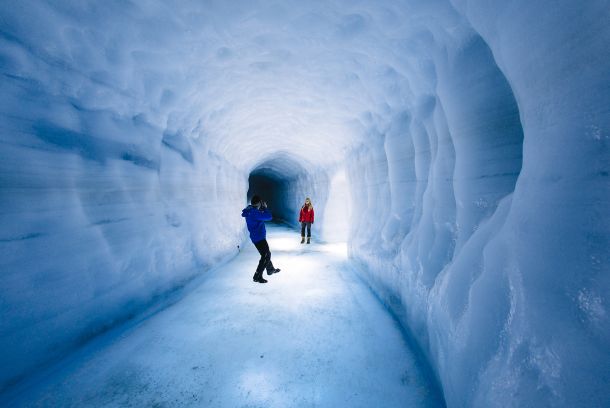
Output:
[0, 0, 608, 407]
[2, 225, 443, 407]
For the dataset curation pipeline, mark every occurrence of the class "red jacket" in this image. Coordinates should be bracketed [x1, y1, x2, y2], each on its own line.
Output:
[299, 205, 314, 223]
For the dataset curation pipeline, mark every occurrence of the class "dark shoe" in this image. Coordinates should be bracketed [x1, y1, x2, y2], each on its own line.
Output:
[307, 237, 311, 244]
[300, 237, 305, 244]
[253, 273, 267, 283]
[267, 268, 280, 275]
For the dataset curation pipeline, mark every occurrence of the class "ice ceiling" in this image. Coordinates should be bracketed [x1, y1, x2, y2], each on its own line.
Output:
[1, 0, 608, 407]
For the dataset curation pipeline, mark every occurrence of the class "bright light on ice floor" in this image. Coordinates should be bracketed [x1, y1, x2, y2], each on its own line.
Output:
[267, 234, 347, 256]
[7, 225, 444, 407]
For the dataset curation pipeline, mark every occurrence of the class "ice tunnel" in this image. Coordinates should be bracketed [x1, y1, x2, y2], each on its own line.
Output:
[0, 0, 608, 407]
[246, 153, 328, 226]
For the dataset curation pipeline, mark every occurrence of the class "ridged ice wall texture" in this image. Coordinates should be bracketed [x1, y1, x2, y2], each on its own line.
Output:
[0, 0, 608, 406]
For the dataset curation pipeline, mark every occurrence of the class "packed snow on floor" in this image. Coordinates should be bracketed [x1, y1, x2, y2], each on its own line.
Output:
[3, 226, 444, 407]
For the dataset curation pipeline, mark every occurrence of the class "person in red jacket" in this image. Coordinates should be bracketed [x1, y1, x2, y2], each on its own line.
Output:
[299, 197, 314, 244]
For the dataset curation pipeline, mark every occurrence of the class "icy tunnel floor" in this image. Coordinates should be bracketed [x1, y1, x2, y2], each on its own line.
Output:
[8, 225, 444, 407]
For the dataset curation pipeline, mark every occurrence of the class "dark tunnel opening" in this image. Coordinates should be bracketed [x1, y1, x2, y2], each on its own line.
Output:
[246, 155, 316, 226]
[247, 170, 290, 222]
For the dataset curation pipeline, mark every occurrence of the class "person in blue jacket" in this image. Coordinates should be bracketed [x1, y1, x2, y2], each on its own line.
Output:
[241, 195, 280, 283]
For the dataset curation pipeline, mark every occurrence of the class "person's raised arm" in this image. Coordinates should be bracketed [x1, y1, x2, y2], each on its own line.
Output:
[251, 207, 272, 221]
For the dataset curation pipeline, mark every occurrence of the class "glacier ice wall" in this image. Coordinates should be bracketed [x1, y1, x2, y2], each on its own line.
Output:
[0, 0, 608, 406]
[346, 1, 610, 407]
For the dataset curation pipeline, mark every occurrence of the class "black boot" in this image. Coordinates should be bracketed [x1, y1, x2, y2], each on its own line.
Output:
[253, 271, 267, 283]
[300, 236, 305, 244]
[307, 237, 311, 244]
[267, 268, 281, 275]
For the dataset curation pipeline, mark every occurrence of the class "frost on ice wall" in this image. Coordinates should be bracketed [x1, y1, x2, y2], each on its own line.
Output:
[0, 0, 608, 406]
[346, 1, 610, 407]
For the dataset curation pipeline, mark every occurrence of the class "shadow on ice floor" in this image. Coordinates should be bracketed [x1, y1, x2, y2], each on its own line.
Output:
[4, 225, 445, 407]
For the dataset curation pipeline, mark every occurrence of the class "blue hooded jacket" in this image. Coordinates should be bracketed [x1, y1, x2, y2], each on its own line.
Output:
[241, 205, 272, 243]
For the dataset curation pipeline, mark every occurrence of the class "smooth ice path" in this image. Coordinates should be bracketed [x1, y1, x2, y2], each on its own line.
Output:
[8, 225, 443, 407]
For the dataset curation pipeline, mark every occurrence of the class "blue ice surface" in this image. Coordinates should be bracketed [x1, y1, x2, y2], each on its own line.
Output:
[0, 0, 608, 406]
[2, 225, 445, 407]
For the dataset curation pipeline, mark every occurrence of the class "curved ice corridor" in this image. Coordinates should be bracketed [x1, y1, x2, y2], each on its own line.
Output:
[0, 1, 608, 407]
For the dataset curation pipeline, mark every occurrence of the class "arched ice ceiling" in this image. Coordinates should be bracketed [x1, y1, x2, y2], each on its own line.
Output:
[3, 0, 447, 173]
[165, 0, 432, 173]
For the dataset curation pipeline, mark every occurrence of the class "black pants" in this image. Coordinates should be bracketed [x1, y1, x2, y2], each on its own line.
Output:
[301, 222, 312, 237]
[254, 239, 276, 276]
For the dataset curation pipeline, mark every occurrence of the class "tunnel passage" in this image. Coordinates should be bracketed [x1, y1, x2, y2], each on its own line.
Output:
[0, 1, 609, 407]
[246, 156, 314, 225]
[247, 156, 349, 243]
[248, 170, 284, 218]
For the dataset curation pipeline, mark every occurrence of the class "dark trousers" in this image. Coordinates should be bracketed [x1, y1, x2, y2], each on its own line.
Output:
[301, 222, 312, 237]
[254, 239, 275, 275]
